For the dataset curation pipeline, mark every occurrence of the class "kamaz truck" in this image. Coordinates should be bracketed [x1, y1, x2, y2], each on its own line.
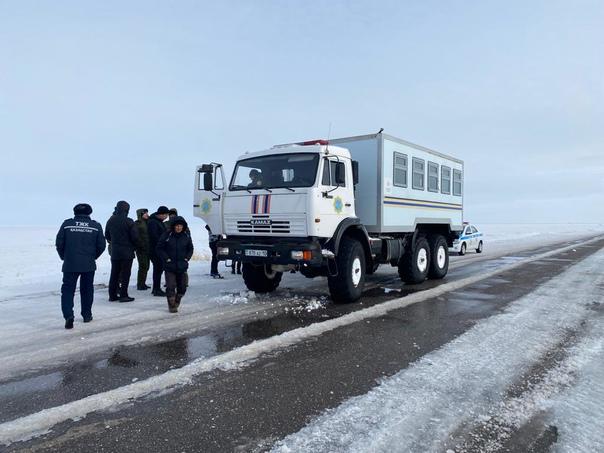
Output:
[194, 132, 464, 303]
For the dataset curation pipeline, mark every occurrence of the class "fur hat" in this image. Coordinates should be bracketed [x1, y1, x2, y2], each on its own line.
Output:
[156, 205, 170, 215]
[73, 203, 93, 216]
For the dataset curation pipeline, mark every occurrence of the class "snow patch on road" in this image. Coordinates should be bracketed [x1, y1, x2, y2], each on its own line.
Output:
[271, 247, 604, 453]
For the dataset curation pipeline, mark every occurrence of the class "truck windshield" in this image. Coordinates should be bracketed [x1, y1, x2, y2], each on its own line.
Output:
[230, 153, 319, 191]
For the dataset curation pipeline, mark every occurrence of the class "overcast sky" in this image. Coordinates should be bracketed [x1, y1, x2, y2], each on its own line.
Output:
[1, 0, 603, 227]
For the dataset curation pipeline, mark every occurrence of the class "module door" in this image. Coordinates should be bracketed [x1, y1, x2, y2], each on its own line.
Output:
[194, 164, 226, 235]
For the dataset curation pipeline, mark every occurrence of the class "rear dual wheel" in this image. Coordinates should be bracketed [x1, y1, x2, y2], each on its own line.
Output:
[398, 237, 430, 284]
[399, 234, 449, 283]
[428, 234, 449, 279]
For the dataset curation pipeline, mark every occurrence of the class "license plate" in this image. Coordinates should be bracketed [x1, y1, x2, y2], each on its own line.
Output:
[245, 249, 268, 257]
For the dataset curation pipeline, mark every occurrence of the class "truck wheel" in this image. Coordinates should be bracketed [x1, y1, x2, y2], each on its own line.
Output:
[242, 263, 282, 293]
[476, 241, 483, 253]
[428, 235, 449, 279]
[398, 237, 430, 284]
[328, 237, 366, 304]
[459, 242, 467, 256]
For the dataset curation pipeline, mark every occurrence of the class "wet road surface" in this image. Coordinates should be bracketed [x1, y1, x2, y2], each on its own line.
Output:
[0, 236, 594, 424]
[6, 236, 604, 452]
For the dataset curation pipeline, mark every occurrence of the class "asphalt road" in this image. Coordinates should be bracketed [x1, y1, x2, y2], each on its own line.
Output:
[4, 235, 604, 452]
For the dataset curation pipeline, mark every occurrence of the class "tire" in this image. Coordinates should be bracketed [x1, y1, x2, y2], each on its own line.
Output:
[459, 242, 467, 256]
[242, 263, 282, 293]
[398, 237, 430, 284]
[476, 241, 483, 253]
[428, 234, 449, 279]
[327, 237, 366, 304]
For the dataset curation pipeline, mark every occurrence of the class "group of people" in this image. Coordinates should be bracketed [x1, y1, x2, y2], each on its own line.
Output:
[56, 201, 196, 329]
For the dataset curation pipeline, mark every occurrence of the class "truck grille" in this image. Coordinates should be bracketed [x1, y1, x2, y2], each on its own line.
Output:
[236, 219, 290, 234]
[225, 214, 307, 236]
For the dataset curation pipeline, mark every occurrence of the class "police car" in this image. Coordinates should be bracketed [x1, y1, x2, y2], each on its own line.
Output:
[451, 223, 483, 256]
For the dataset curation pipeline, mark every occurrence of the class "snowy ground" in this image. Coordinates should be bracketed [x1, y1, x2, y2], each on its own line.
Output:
[0, 223, 603, 381]
[0, 224, 604, 450]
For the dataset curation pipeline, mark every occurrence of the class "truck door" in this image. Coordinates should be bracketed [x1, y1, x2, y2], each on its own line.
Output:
[318, 157, 355, 232]
[194, 163, 226, 235]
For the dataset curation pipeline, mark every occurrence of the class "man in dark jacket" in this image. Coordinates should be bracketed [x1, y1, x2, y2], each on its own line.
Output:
[105, 200, 138, 302]
[56, 203, 106, 329]
[148, 205, 170, 296]
[134, 208, 150, 290]
[156, 216, 194, 313]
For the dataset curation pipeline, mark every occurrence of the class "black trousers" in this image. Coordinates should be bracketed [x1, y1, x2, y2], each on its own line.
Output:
[150, 255, 164, 291]
[109, 259, 133, 298]
[165, 271, 187, 297]
[209, 241, 219, 274]
[61, 271, 95, 320]
[136, 251, 150, 287]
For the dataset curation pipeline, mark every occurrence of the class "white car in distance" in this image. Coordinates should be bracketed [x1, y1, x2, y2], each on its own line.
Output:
[451, 223, 483, 256]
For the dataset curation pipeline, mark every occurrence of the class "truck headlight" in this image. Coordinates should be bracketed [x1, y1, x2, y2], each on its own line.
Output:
[217, 247, 229, 256]
[291, 250, 312, 260]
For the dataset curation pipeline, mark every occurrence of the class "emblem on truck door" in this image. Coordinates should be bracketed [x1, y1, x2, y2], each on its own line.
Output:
[334, 196, 344, 214]
[201, 198, 212, 214]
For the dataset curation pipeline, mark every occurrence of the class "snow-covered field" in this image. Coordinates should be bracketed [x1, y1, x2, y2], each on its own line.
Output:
[2, 223, 603, 293]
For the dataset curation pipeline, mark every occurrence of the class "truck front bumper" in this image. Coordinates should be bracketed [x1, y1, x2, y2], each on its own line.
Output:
[216, 237, 324, 266]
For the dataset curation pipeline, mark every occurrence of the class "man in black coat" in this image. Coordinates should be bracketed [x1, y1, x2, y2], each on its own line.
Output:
[105, 200, 139, 302]
[148, 205, 170, 296]
[56, 203, 106, 329]
[156, 216, 194, 313]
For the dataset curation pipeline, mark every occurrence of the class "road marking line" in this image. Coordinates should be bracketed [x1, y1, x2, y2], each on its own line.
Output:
[1, 235, 603, 446]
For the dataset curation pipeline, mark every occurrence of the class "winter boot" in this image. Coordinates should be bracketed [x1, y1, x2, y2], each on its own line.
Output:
[119, 296, 135, 302]
[167, 296, 178, 313]
[137, 284, 148, 291]
[153, 288, 167, 297]
[175, 294, 183, 309]
[65, 318, 74, 329]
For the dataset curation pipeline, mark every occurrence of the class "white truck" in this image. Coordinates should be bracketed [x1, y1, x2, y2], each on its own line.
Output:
[194, 132, 464, 303]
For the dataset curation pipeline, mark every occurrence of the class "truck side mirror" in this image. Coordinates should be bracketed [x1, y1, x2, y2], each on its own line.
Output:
[203, 172, 213, 191]
[352, 161, 359, 185]
[335, 163, 346, 185]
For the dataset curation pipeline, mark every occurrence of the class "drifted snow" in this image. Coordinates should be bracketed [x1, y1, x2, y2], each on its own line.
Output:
[271, 247, 604, 453]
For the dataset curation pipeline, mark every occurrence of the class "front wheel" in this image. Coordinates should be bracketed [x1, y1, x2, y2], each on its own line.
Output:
[398, 237, 431, 284]
[428, 235, 449, 279]
[242, 263, 282, 293]
[459, 242, 467, 256]
[476, 241, 483, 253]
[328, 237, 366, 304]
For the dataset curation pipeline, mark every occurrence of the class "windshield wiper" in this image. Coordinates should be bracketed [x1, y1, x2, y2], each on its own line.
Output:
[232, 185, 252, 193]
[272, 186, 295, 192]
